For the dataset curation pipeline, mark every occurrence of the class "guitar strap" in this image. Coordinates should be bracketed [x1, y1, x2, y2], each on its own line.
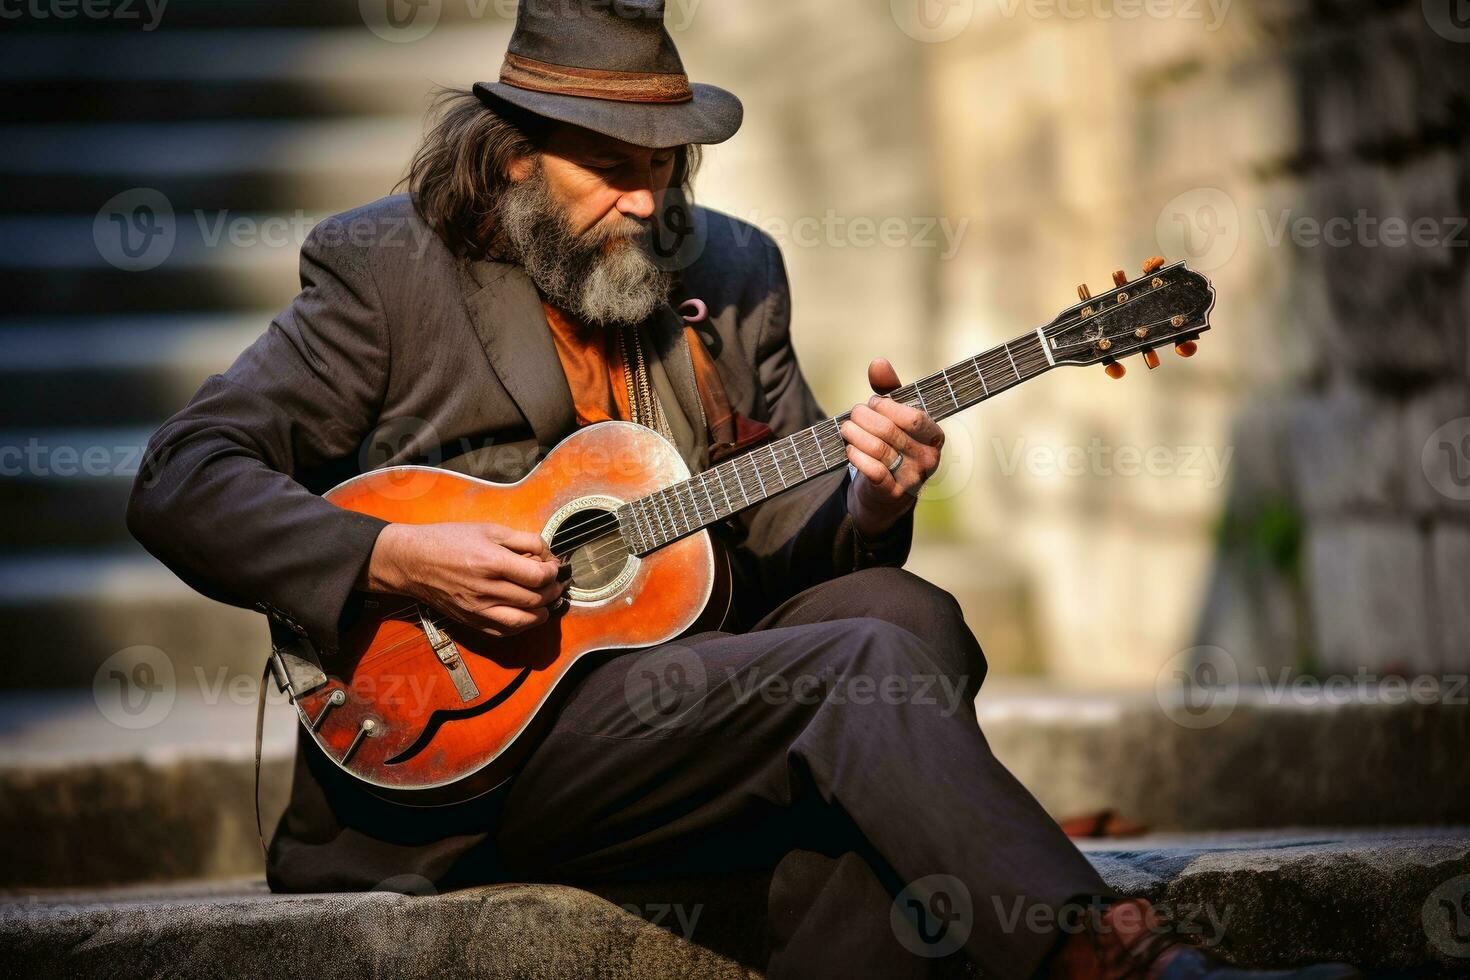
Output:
[253, 657, 272, 862]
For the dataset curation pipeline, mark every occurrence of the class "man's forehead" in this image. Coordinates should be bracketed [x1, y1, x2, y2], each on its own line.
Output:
[550, 122, 665, 157]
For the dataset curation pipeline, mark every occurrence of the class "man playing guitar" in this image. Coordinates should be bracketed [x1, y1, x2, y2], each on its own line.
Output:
[128, 3, 1359, 978]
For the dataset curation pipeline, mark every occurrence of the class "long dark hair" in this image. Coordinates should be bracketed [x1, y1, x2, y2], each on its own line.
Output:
[403, 88, 702, 260]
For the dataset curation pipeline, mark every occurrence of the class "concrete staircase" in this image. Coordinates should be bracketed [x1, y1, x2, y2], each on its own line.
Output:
[0, 6, 514, 690]
[3, 686, 1470, 975]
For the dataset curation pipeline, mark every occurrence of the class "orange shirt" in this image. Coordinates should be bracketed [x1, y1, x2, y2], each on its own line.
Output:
[542, 302, 632, 427]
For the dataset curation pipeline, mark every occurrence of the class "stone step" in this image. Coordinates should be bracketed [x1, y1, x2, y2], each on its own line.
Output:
[0, 26, 496, 124]
[3, 687, 1468, 890]
[0, 212, 304, 315]
[0, 118, 418, 214]
[0, 551, 267, 690]
[0, 429, 156, 550]
[0, 25, 511, 124]
[2, 830, 1467, 975]
[0, 315, 261, 428]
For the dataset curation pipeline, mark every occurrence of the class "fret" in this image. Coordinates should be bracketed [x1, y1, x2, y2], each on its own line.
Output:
[699, 472, 719, 521]
[679, 480, 699, 527]
[792, 437, 809, 479]
[1004, 342, 1021, 381]
[627, 504, 648, 553]
[678, 483, 699, 529]
[1009, 333, 1046, 380]
[805, 428, 826, 470]
[939, 369, 959, 415]
[971, 355, 990, 396]
[913, 383, 929, 416]
[772, 442, 797, 485]
[750, 451, 769, 497]
[658, 490, 680, 538]
[712, 467, 734, 517]
[729, 456, 749, 507]
[811, 426, 834, 470]
[768, 446, 789, 488]
[644, 497, 665, 546]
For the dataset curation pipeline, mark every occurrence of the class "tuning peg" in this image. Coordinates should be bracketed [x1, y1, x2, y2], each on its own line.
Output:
[1077, 283, 1092, 301]
[1175, 340, 1198, 358]
[1142, 256, 1165, 274]
[1112, 270, 1128, 287]
[1104, 360, 1126, 379]
[1142, 348, 1160, 370]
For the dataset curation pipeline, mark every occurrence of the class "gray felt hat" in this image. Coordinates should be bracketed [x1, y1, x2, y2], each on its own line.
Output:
[473, 0, 743, 149]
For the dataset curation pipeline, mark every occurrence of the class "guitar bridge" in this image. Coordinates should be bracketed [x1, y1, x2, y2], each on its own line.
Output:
[417, 606, 480, 703]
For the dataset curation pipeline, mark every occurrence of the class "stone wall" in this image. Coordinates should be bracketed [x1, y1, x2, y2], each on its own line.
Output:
[874, 0, 1470, 683]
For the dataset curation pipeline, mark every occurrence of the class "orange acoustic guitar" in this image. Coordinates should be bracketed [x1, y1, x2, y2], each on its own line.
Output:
[268, 258, 1215, 805]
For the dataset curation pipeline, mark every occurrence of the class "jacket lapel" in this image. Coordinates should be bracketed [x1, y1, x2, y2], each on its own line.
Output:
[459, 259, 576, 452]
[647, 302, 706, 436]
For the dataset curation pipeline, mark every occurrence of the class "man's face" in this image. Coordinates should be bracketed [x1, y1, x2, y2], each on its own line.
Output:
[519, 123, 678, 241]
[497, 122, 682, 327]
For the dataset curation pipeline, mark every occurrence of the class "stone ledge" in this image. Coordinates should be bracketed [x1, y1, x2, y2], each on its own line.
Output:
[4, 690, 1469, 889]
[2, 831, 1467, 977]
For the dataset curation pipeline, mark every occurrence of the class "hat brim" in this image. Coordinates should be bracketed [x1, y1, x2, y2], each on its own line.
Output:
[473, 80, 742, 149]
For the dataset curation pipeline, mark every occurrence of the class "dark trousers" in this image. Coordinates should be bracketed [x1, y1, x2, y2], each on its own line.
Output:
[493, 566, 1109, 978]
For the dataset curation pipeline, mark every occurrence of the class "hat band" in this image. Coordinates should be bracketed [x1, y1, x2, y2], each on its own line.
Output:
[500, 53, 693, 104]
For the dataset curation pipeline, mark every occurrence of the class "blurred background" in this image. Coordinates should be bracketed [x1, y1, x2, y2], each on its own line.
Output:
[1, 0, 1468, 970]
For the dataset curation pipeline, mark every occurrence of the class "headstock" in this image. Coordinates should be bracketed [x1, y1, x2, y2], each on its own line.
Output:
[1041, 257, 1215, 378]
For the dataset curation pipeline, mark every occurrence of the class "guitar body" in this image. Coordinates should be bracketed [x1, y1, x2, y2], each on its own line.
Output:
[299, 421, 728, 806]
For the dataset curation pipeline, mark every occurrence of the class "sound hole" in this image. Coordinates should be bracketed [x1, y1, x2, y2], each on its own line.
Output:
[549, 507, 630, 594]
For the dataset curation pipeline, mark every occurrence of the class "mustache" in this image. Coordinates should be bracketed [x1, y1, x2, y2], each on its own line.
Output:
[581, 213, 653, 250]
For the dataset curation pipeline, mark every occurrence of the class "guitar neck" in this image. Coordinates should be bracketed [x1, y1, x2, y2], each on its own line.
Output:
[617, 328, 1057, 556]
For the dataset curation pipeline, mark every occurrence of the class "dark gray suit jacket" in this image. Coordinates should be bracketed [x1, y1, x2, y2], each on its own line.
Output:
[127, 195, 914, 889]
[129, 194, 912, 654]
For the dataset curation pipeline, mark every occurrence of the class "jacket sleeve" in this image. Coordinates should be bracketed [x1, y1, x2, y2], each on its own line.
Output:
[727, 234, 914, 618]
[126, 218, 393, 654]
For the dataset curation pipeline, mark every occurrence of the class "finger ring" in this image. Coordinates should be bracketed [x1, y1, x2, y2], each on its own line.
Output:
[552, 596, 570, 613]
[887, 452, 904, 474]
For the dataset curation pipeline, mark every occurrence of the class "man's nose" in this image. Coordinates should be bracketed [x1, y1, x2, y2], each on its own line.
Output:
[616, 188, 656, 220]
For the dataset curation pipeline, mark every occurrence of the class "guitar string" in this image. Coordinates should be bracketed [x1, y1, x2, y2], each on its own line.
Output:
[449, 284, 1192, 563]
[359, 294, 1199, 651]
[554, 350, 1054, 568]
[572, 293, 1200, 560]
[557, 344, 1055, 562]
[547, 287, 1197, 559]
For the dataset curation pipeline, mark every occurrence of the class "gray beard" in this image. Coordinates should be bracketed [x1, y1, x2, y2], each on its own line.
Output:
[494, 165, 673, 328]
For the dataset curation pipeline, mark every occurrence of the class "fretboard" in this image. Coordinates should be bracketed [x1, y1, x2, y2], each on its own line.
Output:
[617, 329, 1055, 555]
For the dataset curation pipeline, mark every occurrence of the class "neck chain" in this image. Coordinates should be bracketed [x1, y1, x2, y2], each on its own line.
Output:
[619, 323, 675, 445]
